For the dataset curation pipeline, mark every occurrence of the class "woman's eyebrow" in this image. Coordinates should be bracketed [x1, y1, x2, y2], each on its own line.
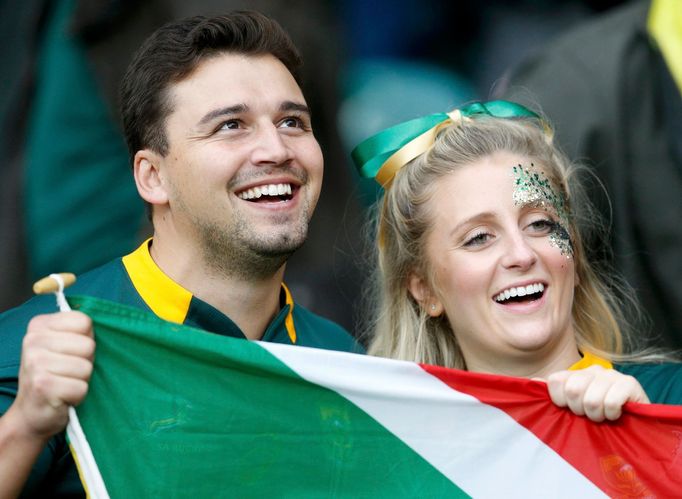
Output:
[449, 212, 497, 237]
[517, 199, 557, 213]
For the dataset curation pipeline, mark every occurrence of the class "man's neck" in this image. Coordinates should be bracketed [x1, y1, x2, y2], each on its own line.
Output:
[149, 233, 285, 340]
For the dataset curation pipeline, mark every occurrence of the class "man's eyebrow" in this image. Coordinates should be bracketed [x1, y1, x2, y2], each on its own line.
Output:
[280, 101, 310, 115]
[197, 102, 310, 126]
[198, 104, 247, 125]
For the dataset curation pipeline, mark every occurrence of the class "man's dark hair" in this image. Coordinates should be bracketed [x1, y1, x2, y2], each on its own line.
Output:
[120, 11, 302, 161]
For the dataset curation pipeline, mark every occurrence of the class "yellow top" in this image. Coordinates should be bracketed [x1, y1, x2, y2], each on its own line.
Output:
[648, 0, 682, 95]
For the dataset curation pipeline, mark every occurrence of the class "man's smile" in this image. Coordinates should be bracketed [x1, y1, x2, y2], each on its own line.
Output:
[236, 182, 295, 202]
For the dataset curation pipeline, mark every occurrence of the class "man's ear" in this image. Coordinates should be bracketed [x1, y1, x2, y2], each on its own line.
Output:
[133, 149, 169, 206]
[407, 273, 444, 317]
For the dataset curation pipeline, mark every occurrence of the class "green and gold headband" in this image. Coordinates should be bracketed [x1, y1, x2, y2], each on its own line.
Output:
[351, 100, 551, 187]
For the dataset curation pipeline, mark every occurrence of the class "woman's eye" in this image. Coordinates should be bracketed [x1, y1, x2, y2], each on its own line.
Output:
[528, 219, 554, 232]
[464, 232, 492, 247]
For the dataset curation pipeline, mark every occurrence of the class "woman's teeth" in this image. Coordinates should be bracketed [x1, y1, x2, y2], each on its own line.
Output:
[494, 283, 545, 303]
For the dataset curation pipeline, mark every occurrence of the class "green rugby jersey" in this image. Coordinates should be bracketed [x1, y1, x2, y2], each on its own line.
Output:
[0, 239, 363, 497]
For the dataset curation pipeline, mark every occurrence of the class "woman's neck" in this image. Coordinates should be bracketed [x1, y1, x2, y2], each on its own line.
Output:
[463, 337, 583, 379]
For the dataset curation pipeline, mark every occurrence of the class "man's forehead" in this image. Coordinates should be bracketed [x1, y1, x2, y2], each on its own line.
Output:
[175, 52, 299, 91]
[166, 53, 304, 116]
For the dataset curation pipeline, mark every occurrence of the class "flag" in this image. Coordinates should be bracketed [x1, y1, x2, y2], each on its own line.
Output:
[68, 295, 682, 498]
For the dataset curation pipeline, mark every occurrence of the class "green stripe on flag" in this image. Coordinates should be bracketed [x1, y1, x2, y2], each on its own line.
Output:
[70, 295, 467, 498]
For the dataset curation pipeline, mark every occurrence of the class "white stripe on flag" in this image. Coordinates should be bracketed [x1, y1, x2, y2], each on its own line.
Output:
[54, 284, 110, 498]
[259, 343, 607, 499]
[66, 407, 110, 498]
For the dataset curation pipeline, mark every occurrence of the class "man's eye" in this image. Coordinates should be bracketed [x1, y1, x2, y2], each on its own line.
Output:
[280, 117, 306, 129]
[464, 232, 492, 247]
[219, 120, 240, 130]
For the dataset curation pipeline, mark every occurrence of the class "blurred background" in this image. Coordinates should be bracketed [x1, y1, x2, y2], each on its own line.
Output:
[2, 0, 680, 348]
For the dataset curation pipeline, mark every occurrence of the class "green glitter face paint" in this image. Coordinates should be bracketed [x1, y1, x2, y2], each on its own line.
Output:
[511, 163, 573, 257]
[547, 222, 573, 257]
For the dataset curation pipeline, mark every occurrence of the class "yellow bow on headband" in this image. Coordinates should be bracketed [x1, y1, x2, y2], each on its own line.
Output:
[351, 100, 551, 188]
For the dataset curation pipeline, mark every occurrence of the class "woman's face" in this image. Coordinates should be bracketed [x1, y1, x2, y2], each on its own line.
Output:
[410, 152, 580, 376]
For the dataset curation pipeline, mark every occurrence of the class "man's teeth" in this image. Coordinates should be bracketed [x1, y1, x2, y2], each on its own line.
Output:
[494, 283, 545, 303]
[237, 183, 292, 200]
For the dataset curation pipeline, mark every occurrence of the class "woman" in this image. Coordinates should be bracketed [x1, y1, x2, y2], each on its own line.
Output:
[352, 100, 681, 422]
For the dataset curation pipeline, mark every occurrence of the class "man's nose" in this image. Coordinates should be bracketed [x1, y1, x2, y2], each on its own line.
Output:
[250, 124, 292, 166]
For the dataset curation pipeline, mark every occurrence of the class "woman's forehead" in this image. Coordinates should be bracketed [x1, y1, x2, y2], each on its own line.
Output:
[511, 162, 567, 220]
[427, 153, 564, 221]
[435, 152, 531, 197]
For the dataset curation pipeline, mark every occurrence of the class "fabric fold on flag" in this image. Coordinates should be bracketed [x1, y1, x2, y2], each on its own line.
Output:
[68, 295, 682, 498]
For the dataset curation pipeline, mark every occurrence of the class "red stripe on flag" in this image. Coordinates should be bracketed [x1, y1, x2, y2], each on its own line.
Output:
[420, 364, 682, 498]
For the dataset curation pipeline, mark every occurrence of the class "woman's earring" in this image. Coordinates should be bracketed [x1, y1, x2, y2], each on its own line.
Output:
[430, 304, 436, 311]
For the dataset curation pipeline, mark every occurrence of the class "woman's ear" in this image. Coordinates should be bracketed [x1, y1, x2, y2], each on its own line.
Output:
[407, 273, 444, 317]
[133, 149, 169, 206]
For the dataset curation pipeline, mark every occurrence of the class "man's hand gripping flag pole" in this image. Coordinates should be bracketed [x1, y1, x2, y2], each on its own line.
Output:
[33, 273, 109, 498]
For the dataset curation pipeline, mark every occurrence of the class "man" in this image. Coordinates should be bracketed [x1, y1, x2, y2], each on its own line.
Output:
[0, 12, 362, 496]
[2, 1, 364, 332]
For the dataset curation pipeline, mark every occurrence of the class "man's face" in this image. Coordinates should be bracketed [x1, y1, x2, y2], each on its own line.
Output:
[157, 53, 323, 277]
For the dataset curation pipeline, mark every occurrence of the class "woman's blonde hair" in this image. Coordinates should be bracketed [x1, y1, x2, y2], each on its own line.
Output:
[365, 115, 665, 368]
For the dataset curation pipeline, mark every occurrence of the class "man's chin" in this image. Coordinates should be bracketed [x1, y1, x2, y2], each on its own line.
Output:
[253, 237, 306, 260]
[199, 220, 309, 278]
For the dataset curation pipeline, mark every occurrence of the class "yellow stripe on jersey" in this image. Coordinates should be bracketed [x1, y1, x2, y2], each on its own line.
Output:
[122, 239, 192, 324]
[569, 351, 613, 371]
[281, 283, 297, 343]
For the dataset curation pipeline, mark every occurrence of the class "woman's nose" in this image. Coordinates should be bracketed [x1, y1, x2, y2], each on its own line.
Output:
[500, 233, 537, 271]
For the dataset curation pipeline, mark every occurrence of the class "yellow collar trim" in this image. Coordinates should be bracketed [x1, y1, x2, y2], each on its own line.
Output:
[122, 239, 297, 342]
[122, 239, 192, 324]
[648, 0, 682, 95]
[281, 283, 296, 343]
[569, 351, 613, 371]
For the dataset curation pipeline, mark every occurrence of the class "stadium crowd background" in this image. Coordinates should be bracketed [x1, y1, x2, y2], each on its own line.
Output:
[3, 0, 679, 348]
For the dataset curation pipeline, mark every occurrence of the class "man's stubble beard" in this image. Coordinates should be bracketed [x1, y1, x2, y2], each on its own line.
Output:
[197, 205, 312, 281]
